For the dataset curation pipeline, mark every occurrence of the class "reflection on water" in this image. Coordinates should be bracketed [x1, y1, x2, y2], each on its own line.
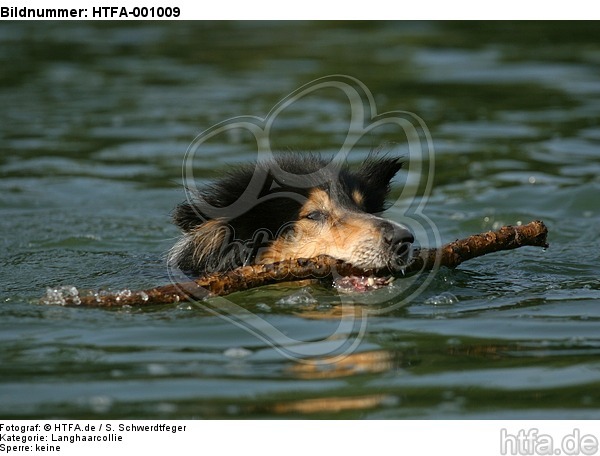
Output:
[287, 350, 398, 380]
[269, 394, 397, 416]
[1, 22, 600, 419]
[267, 350, 398, 416]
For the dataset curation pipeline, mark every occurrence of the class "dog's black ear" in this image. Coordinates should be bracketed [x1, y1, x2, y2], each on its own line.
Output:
[356, 156, 404, 213]
[173, 198, 205, 232]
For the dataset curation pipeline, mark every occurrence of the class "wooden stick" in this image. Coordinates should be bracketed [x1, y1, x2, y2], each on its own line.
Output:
[405, 219, 549, 272]
[42, 220, 548, 308]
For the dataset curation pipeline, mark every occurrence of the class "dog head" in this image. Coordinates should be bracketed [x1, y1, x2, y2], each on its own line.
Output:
[169, 154, 413, 275]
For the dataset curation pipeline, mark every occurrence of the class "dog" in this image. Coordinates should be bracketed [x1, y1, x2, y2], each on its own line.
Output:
[168, 153, 414, 277]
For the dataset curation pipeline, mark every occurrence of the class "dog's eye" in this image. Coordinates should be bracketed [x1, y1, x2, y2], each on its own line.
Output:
[305, 210, 326, 222]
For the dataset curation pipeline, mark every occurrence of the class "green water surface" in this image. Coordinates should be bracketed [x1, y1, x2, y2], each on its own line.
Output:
[1, 22, 599, 419]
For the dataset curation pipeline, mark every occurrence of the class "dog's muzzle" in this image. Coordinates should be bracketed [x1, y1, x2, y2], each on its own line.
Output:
[381, 221, 414, 269]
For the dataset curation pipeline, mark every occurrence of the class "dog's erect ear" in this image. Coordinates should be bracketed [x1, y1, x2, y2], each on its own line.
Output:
[356, 156, 404, 213]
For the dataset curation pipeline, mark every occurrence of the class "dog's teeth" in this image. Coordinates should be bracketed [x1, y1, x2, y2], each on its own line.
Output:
[367, 277, 375, 287]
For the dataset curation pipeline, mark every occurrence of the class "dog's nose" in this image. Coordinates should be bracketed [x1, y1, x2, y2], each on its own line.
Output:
[382, 222, 414, 263]
[382, 222, 414, 247]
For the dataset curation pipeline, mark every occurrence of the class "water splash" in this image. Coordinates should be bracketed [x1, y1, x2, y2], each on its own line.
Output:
[255, 302, 272, 312]
[42, 285, 80, 306]
[425, 292, 459, 306]
[115, 289, 132, 302]
[275, 288, 317, 308]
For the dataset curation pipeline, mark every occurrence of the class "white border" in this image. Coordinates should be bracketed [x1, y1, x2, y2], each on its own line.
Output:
[5, 421, 600, 456]
[2, 1, 595, 20]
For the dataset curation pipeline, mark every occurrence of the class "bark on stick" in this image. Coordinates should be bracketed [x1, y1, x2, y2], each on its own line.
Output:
[43, 220, 548, 308]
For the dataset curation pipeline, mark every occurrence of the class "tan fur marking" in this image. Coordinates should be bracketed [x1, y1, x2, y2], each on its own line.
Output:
[259, 188, 391, 268]
[352, 189, 365, 208]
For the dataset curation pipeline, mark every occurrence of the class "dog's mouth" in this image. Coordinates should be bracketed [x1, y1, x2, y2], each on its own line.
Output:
[332, 244, 413, 293]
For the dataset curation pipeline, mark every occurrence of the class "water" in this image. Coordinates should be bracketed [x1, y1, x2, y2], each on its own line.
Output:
[1, 22, 600, 419]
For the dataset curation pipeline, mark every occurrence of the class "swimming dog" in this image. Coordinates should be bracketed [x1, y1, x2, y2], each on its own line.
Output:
[169, 153, 414, 277]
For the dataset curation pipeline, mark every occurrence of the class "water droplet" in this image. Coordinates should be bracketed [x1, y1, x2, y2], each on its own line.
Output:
[175, 302, 193, 311]
[275, 288, 317, 307]
[255, 302, 272, 312]
[425, 292, 458, 306]
[42, 285, 80, 306]
[115, 289, 132, 302]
